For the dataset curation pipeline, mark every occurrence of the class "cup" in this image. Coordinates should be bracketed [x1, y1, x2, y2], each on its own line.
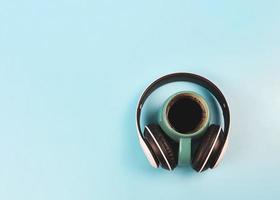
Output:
[159, 91, 210, 166]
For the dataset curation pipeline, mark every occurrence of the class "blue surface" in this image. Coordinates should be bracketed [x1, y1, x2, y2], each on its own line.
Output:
[0, 1, 280, 199]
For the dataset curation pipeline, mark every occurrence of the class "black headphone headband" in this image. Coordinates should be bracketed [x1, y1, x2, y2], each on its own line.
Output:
[136, 73, 230, 140]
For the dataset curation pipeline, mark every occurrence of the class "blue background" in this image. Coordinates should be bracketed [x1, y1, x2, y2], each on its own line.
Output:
[0, 1, 279, 199]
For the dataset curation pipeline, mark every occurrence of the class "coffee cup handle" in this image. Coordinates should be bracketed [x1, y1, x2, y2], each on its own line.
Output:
[178, 138, 191, 166]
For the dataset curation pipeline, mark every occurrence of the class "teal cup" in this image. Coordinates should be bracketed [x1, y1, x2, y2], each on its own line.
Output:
[159, 91, 210, 166]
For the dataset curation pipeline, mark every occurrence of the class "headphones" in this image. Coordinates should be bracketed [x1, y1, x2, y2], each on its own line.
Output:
[136, 73, 230, 172]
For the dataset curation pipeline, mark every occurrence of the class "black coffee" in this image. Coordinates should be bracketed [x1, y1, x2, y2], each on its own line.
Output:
[167, 95, 204, 134]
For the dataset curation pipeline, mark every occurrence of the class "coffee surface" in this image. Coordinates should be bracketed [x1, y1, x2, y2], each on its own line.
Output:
[167, 96, 203, 133]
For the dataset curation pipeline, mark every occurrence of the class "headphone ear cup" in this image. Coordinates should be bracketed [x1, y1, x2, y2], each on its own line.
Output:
[192, 125, 225, 172]
[144, 124, 177, 170]
[209, 130, 226, 169]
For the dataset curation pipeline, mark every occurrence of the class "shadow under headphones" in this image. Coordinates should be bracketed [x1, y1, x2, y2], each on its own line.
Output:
[136, 73, 230, 172]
